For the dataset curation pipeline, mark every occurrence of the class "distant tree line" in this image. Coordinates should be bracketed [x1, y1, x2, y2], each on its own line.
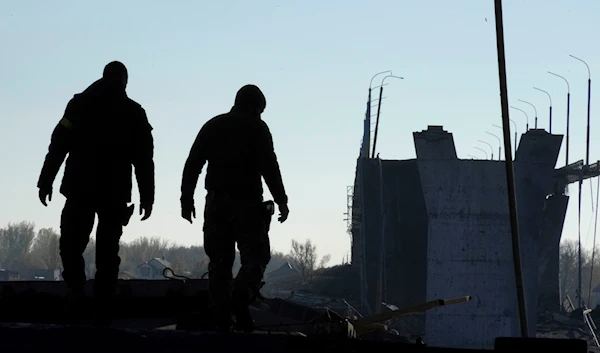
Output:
[559, 239, 600, 307]
[6, 221, 595, 302]
[0, 221, 330, 282]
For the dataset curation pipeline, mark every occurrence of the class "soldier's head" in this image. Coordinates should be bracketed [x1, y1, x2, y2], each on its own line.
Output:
[103, 61, 128, 89]
[234, 85, 266, 116]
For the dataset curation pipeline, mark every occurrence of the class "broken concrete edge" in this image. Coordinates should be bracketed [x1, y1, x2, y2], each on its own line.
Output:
[0, 322, 469, 353]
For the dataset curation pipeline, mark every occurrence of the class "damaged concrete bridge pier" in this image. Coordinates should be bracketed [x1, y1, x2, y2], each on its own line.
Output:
[351, 125, 564, 349]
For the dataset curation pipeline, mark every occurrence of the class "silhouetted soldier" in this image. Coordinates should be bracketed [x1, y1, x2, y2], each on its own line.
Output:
[180, 84, 289, 332]
[37, 61, 155, 325]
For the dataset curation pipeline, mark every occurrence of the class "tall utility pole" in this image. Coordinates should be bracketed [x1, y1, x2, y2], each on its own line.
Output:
[494, 0, 528, 337]
[533, 87, 552, 133]
[570, 55, 592, 309]
[371, 74, 403, 158]
[587, 175, 600, 305]
[375, 157, 386, 313]
[547, 72, 570, 166]
[578, 167, 583, 308]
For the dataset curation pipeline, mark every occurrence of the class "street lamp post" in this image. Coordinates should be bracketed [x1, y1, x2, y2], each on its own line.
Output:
[510, 106, 529, 131]
[369, 71, 392, 90]
[548, 71, 571, 166]
[570, 55, 592, 167]
[518, 99, 538, 129]
[371, 74, 403, 158]
[534, 87, 553, 133]
[478, 140, 494, 160]
[474, 147, 488, 159]
[570, 54, 592, 309]
[366, 71, 392, 158]
[371, 73, 403, 315]
[486, 131, 502, 161]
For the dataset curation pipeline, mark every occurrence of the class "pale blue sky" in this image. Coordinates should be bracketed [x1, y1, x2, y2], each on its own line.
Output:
[1, 0, 599, 264]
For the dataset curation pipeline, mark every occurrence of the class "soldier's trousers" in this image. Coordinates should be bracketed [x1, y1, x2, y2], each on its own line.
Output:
[59, 197, 128, 301]
[203, 191, 271, 318]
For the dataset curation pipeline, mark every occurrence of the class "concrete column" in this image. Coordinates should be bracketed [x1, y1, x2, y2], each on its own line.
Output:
[413, 125, 458, 161]
[420, 129, 563, 349]
[537, 194, 569, 313]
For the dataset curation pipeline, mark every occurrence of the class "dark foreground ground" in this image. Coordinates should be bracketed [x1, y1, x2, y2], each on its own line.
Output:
[0, 322, 495, 353]
[0, 280, 594, 352]
[0, 322, 595, 353]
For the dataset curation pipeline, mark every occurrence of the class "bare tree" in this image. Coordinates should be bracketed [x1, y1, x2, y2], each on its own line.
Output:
[184, 245, 209, 278]
[289, 239, 330, 282]
[558, 240, 600, 306]
[30, 228, 61, 269]
[0, 221, 36, 271]
[319, 254, 331, 269]
[83, 239, 96, 278]
[119, 236, 170, 273]
[188, 254, 208, 278]
[165, 246, 188, 274]
[163, 245, 208, 278]
[0, 220, 330, 286]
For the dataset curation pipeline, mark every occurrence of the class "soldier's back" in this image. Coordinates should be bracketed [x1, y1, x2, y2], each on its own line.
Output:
[203, 111, 265, 202]
[61, 87, 147, 201]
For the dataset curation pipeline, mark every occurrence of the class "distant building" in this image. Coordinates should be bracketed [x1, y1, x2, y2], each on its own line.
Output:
[264, 262, 301, 282]
[591, 285, 600, 309]
[118, 271, 139, 280]
[0, 269, 20, 281]
[136, 257, 172, 280]
[28, 269, 62, 281]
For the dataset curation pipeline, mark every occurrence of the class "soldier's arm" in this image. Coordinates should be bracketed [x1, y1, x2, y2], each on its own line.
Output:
[258, 121, 288, 206]
[132, 107, 155, 208]
[180, 123, 210, 204]
[37, 99, 76, 191]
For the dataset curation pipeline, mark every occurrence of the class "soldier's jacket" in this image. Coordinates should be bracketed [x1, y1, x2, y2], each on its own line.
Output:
[181, 108, 287, 207]
[37, 78, 155, 206]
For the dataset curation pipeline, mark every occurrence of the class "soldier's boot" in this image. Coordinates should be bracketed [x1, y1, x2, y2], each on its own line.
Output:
[213, 308, 234, 333]
[232, 287, 256, 333]
[63, 285, 86, 323]
[92, 280, 116, 328]
[205, 277, 234, 332]
[180, 303, 233, 332]
[92, 296, 115, 328]
[188, 307, 233, 332]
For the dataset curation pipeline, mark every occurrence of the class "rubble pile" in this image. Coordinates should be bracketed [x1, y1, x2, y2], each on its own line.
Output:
[388, 313, 426, 342]
[536, 309, 598, 347]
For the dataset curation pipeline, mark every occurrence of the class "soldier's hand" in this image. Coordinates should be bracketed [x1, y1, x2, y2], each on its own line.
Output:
[182, 204, 196, 224]
[140, 203, 153, 221]
[278, 203, 289, 223]
[38, 187, 52, 207]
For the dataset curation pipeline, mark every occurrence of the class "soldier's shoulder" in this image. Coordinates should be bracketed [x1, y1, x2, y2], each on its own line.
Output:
[64, 94, 87, 114]
[124, 97, 145, 112]
[124, 97, 153, 130]
[257, 118, 272, 132]
[68, 93, 85, 105]
[214, 112, 231, 120]
[204, 113, 229, 127]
